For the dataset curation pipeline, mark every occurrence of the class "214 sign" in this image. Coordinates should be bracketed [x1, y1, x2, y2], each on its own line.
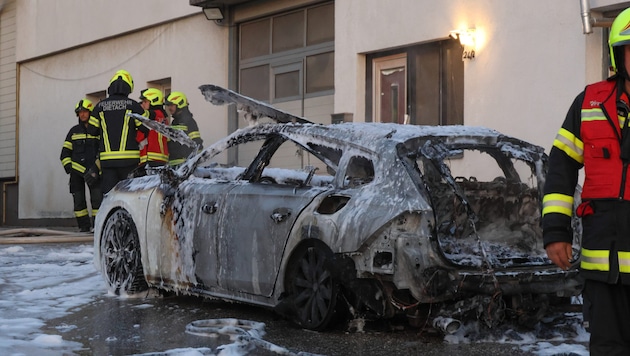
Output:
[462, 44, 475, 60]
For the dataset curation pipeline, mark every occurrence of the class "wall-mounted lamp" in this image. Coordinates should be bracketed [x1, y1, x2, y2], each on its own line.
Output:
[203, 7, 223, 20]
[203, 6, 229, 25]
[450, 28, 477, 60]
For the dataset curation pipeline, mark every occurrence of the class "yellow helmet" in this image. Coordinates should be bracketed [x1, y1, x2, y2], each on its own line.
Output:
[165, 91, 188, 109]
[609, 8, 630, 72]
[139, 88, 164, 106]
[109, 69, 134, 92]
[74, 98, 94, 115]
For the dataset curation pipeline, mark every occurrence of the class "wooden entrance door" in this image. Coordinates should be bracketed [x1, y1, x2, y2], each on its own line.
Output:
[373, 54, 407, 123]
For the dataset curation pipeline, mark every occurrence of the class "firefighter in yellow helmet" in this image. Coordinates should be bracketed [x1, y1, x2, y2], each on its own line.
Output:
[89, 70, 149, 193]
[60, 99, 102, 232]
[164, 91, 203, 166]
[542, 8, 630, 353]
[137, 88, 169, 168]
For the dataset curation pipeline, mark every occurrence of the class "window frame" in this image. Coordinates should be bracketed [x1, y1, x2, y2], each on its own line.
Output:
[238, 2, 334, 103]
[366, 38, 463, 126]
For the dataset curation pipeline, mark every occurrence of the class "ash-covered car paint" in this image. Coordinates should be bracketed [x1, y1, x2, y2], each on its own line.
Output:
[94, 85, 582, 332]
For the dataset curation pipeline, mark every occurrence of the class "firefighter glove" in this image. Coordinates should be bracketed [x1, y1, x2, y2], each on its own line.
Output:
[84, 166, 99, 187]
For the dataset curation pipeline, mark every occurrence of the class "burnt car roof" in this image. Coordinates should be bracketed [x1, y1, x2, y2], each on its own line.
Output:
[263, 122, 525, 148]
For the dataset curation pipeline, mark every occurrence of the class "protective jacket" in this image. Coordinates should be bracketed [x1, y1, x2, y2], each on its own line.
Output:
[90, 94, 148, 168]
[60, 118, 102, 231]
[60, 119, 100, 177]
[168, 106, 203, 166]
[138, 106, 169, 165]
[542, 76, 630, 284]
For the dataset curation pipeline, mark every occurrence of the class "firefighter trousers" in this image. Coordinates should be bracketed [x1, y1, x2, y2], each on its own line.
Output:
[70, 173, 102, 231]
[583, 279, 630, 355]
[101, 165, 137, 194]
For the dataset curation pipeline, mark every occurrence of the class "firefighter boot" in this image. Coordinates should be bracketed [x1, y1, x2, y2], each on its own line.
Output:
[77, 216, 91, 233]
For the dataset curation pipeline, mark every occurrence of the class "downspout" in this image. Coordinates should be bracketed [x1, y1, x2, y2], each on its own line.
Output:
[2, 64, 19, 225]
[580, 0, 615, 34]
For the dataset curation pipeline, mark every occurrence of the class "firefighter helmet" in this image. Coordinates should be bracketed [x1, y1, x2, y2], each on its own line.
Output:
[609, 8, 630, 73]
[165, 91, 188, 109]
[139, 88, 164, 106]
[109, 69, 134, 92]
[74, 98, 94, 115]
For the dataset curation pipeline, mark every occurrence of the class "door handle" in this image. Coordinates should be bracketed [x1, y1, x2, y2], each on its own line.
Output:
[202, 202, 217, 214]
[271, 207, 291, 223]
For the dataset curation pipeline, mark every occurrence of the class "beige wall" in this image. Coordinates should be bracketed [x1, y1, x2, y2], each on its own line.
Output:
[18, 14, 228, 219]
[15, 0, 199, 61]
[335, 0, 591, 150]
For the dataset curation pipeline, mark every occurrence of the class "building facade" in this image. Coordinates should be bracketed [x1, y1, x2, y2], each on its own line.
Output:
[1, 0, 627, 224]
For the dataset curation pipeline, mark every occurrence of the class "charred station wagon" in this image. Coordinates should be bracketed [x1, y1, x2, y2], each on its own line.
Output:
[94, 85, 582, 332]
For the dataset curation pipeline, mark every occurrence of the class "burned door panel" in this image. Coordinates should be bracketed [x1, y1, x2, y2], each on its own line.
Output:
[190, 182, 234, 290]
[144, 180, 234, 289]
[217, 183, 326, 296]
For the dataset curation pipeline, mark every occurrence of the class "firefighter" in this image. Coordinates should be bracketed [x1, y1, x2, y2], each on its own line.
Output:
[542, 8, 630, 354]
[164, 91, 203, 166]
[137, 88, 169, 168]
[90, 70, 149, 193]
[60, 99, 102, 232]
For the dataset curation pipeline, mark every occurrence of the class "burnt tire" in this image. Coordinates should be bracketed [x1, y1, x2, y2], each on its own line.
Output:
[100, 209, 148, 295]
[285, 241, 340, 331]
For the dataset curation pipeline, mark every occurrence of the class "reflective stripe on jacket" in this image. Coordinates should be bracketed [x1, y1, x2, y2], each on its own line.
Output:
[90, 95, 148, 168]
[60, 121, 100, 175]
[168, 106, 203, 166]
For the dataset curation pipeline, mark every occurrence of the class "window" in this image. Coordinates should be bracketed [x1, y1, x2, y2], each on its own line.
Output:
[241, 19, 270, 60]
[306, 52, 334, 93]
[272, 11, 304, 53]
[86, 90, 106, 104]
[239, 2, 334, 102]
[197, 135, 336, 187]
[344, 156, 374, 188]
[273, 63, 302, 100]
[147, 78, 172, 99]
[367, 39, 463, 126]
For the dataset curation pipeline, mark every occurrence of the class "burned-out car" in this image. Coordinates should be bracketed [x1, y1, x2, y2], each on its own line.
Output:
[94, 85, 581, 332]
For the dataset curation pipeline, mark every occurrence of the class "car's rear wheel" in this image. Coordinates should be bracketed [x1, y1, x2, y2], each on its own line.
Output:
[285, 241, 339, 330]
[100, 209, 148, 295]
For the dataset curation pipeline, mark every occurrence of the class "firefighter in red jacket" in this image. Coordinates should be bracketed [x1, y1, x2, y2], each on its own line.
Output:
[542, 8, 630, 354]
[89, 70, 149, 193]
[60, 99, 102, 232]
[138, 88, 169, 167]
[164, 91, 203, 166]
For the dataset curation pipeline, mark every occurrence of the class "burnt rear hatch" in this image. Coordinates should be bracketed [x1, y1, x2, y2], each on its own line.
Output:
[404, 134, 551, 268]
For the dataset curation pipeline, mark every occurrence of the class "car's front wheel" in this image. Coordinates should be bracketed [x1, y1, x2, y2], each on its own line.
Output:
[99, 209, 148, 295]
[285, 241, 339, 330]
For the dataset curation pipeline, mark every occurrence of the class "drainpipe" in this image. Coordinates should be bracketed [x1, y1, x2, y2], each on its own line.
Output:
[2, 64, 19, 225]
[0, 0, 6, 13]
[580, 0, 615, 34]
